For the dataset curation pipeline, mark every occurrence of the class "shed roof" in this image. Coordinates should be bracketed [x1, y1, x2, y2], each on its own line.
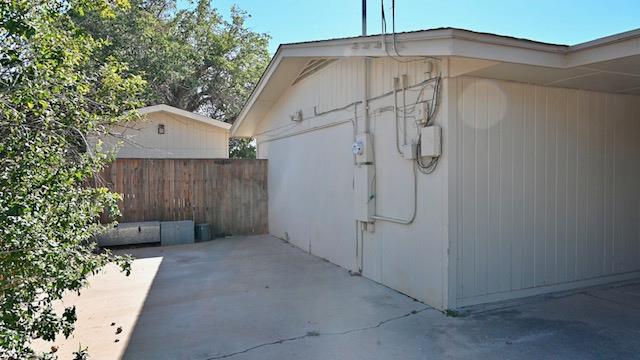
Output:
[231, 27, 640, 137]
[138, 104, 232, 131]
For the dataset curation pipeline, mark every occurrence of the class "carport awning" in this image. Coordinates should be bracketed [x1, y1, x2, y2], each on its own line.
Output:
[463, 54, 640, 95]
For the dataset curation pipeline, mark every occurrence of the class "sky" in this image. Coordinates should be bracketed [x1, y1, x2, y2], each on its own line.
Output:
[177, 0, 640, 54]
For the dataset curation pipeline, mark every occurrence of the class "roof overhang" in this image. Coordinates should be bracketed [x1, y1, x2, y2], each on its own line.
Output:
[231, 27, 640, 137]
[138, 104, 232, 131]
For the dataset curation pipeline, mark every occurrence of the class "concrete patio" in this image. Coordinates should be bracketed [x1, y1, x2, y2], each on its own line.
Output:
[47, 235, 640, 359]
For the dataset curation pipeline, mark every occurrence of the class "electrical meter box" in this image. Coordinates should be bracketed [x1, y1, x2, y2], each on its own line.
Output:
[354, 164, 375, 221]
[420, 125, 441, 157]
[401, 142, 418, 160]
[353, 133, 373, 164]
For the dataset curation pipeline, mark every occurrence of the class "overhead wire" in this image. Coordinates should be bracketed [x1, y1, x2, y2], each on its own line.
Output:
[380, 0, 415, 63]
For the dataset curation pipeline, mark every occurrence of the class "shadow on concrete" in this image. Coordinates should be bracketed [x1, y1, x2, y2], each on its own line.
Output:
[119, 235, 426, 359]
[116, 236, 640, 360]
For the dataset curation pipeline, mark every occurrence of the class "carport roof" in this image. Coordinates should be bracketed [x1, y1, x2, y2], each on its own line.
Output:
[231, 27, 640, 137]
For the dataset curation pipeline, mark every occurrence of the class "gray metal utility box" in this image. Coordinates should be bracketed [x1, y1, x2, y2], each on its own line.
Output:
[97, 221, 160, 247]
[195, 223, 211, 242]
[160, 220, 195, 246]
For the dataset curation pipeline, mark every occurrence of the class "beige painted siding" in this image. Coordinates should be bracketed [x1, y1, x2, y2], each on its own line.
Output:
[256, 57, 440, 138]
[106, 111, 229, 159]
[454, 77, 640, 305]
[255, 57, 450, 308]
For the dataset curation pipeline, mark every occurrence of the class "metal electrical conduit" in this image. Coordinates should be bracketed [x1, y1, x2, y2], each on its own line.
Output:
[256, 118, 355, 144]
[371, 164, 418, 224]
[258, 111, 420, 226]
[256, 109, 418, 225]
[257, 108, 360, 166]
[257, 78, 437, 226]
[255, 76, 439, 140]
[373, 76, 441, 224]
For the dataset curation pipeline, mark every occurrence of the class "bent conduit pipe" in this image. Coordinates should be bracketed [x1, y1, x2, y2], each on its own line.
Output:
[371, 159, 418, 225]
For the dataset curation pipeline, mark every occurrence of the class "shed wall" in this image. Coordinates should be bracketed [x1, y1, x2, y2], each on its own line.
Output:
[453, 77, 640, 306]
[106, 111, 229, 159]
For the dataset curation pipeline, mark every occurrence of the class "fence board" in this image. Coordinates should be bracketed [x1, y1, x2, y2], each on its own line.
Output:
[100, 159, 268, 236]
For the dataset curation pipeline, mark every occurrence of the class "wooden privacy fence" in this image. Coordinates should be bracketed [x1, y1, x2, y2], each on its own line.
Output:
[100, 159, 268, 236]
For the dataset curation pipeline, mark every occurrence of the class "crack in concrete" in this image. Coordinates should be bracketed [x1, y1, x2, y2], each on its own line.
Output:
[584, 292, 640, 311]
[203, 307, 432, 359]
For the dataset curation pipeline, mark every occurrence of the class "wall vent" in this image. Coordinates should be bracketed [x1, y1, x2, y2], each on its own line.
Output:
[292, 58, 336, 86]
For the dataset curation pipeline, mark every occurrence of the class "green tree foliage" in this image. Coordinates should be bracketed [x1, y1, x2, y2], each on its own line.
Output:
[76, 0, 270, 122]
[0, 0, 145, 358]
[75, 0, 268, 158]
[229, 138, 256, 159]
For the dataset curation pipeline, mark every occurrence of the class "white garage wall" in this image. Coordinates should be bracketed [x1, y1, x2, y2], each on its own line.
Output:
[259, 123, 357, 271]
[255, 57, 450, 308]
[362, 100, 450, 308]
[453, 77, 640, 306]
[105, 111, 229, 159]
[255, 58, 363, 271]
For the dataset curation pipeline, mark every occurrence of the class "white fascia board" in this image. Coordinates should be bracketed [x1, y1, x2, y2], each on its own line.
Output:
[138, 104, 231, 131]
[569, 28, 640, 51]
[567, 34, 640, 67]
[230, 51, 285, 137]
[282, 28, 567, 66]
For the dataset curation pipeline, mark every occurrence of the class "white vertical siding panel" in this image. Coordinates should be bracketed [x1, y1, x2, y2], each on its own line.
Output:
[583, 93, 595, 279]
[487, 82, 502, 294]
[554, 88, 568, 283]
[618, 98, 640, 272]
[575, 92, 589, 279]
[584, 92, 598, 279]
[545, 87, 558, 285]
[510, 82, 525, 290]
[460, 78, 477, 298]
[604, 94, 618, 274]
[522, 85, 537, 289]
[475, 80, 490, 295]
[637, 100, 640, 271]
[498, 81, 513, 292]
[565, 91, 578, 281]
[456, 77, 640, 302]
[615, 98, 627, 273]
[636, 100, 640, 271]
[593, 94, 606, 277]
[533, 86, 547, 286]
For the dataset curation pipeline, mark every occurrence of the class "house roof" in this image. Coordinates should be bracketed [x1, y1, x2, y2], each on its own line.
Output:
[231, 27, 640, 137]
[138, 104, 232, 131]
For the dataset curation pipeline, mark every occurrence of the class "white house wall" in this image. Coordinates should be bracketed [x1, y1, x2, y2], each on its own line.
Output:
[453, 77, 640, 306]
[106, 111, 229, 159]
[258, 123, 357, 271]
[255, 57, 450, 308]
[361, 95, 450, 308]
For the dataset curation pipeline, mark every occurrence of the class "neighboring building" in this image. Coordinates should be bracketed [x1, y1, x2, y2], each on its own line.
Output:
[231, 28, 640, 310]
[105, 104, 231, 159]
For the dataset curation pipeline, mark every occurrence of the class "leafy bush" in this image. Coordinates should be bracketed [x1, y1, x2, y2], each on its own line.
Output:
[0, 0, 145, 358]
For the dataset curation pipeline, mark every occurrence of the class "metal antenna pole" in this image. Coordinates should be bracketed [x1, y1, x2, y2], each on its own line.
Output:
[362, 0, 367, 36]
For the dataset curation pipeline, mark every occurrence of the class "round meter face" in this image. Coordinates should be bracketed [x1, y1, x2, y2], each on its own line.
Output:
[352, 141, 363, 155]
